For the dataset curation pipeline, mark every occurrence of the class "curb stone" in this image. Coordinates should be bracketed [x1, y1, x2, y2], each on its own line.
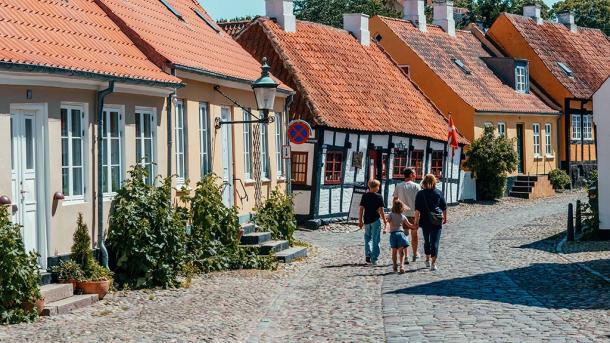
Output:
[555, 235, 610, 284]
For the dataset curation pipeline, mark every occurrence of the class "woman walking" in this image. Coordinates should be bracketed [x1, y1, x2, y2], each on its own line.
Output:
[414, 174, 447, 271]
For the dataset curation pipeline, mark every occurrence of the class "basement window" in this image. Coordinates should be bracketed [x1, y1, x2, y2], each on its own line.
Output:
[193, 8, 222, 33]
[159, 0, 183, 20]
[557, 62, 573, 77]
[452, 58, 471, 75]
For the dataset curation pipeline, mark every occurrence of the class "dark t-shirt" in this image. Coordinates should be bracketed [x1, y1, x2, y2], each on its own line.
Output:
[415, 188, 447, 228]
[360, 192, 385, 225]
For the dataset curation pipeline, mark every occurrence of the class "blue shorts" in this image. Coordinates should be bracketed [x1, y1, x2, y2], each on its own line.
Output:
[389, 231, 410, 249]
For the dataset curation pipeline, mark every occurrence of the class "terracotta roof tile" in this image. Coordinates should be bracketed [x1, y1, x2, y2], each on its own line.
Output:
[503, 13, 610, 99]
[379, 16, 556, 114]
[219, 20, 250, 38]
[0, 0, 180, 85]
[238, 18, 466, 143]
[97, 0, 289, 89]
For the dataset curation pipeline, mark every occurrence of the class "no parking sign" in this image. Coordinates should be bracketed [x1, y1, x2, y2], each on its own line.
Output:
[287, 120, 312, 145]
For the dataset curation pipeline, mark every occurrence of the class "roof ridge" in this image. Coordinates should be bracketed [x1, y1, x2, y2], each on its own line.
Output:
[504, 12, 607, 34]
[378, 16, 474, 35]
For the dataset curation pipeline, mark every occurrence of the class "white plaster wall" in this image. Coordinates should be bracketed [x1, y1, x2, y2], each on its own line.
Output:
[371, 134, 387, 147]
[318, 188, 330, 215]
[342, 187, 353, 213]
[331, 188, 342, 213]
[460, 171, 476, 201]
[356, 135, 369, 182]
[593, 78, 610, 230]
[293, 190, 311, 215]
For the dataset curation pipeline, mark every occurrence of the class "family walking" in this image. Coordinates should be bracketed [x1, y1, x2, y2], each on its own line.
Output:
[358, 168, 447, 273]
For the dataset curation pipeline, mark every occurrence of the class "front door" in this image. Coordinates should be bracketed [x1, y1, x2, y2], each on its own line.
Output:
[11, 109, 39, 254]
[516, 124, 525, 174]
[220, 107, 234, 208]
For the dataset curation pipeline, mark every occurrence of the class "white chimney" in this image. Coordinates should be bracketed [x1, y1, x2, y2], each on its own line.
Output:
[433, 0, 455, 37]
[557, 11, 577, 32]
[402, 0, 427, 32]
[343, 13, 371, 46]
[265, 0, 296, 33]
[523, 5, 543, 25]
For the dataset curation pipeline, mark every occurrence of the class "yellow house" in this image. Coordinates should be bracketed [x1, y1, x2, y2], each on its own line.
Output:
[370, 0, 560, 180]
[487, 6, 610, 182]
[97, 0, 294, 222]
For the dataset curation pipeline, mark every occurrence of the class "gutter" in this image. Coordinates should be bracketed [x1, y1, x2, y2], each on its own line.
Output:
[475, 110, 561, 116]
[167, 68, 176, 178]
[284, 93, 295, 195]
[96, 81, 115, 268]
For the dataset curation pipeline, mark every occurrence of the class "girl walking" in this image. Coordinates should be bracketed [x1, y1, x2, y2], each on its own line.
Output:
[385, 200, 413, 274]
[414, 174, 447, 271]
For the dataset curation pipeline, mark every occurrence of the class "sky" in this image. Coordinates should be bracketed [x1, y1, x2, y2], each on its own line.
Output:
[200, 0, 560, 21]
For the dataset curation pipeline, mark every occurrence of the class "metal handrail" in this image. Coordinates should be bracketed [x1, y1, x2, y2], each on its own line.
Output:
[234, 178, 249, 205]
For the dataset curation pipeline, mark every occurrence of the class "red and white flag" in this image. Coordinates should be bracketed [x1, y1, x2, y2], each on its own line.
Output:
[448, 114, 459, 158]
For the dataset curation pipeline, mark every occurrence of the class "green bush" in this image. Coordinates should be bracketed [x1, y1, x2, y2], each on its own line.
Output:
[466, 126, 519, 200]
[107, 165, 186, 289]
[0, 207, 41, 324]
[52, 260, 84, 282]
[548, 169, 571, 190]
[71, 213, 95, 276]
[254, 188, 297, 245]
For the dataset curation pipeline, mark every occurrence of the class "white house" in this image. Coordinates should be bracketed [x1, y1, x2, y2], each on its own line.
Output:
[592, 76, 610, 237]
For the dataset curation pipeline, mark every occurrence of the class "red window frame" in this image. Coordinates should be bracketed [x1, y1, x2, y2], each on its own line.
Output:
[291, 151, 308, 185]
[392, 151, 408, 179]
[411, 150, 424, 180]
[370, 151, 388, 180]
[324, 150, 343, 185]
[431, 151, 444, 179]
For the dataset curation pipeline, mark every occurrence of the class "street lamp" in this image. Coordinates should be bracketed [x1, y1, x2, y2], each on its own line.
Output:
[252, 57, 279, 120]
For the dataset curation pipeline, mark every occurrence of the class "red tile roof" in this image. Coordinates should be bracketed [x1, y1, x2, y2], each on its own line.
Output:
[501, 13, 610, 99]
[219, 20, 251, 38]
[97, 0, 289, 90]
[0, 0, 180, 85]
[378, 16, 557, 114]
[237, 18, 466, 143]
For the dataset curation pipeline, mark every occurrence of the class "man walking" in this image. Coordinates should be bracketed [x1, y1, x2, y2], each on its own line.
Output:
[393, 168, 421, 262]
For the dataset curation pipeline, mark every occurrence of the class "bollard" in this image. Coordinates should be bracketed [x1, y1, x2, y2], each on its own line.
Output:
[567, 203, 575, 242]
[575, 200, 582, 233]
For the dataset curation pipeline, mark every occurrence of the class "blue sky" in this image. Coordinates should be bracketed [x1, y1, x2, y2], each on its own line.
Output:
[200, 0, 560, 21]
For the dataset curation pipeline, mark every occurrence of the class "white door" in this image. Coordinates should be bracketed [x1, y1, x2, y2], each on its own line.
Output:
[220, 107, 234, 207]
[11, 110, 39, 253]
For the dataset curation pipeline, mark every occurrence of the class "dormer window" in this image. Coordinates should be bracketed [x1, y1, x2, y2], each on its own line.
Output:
[515, 65, 528, 93]
[193, 8, 222, 33]
[557, 62, 573, 77]
[159, 0, 183, 20]
[452, 58, 471, 75]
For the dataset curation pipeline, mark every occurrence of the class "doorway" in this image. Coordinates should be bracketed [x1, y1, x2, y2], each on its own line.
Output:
[220, 107, 234, 208]
[516, 124, 525, 174]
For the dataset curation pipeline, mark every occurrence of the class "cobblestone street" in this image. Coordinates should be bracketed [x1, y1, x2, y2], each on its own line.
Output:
[3, 192, 610, 342]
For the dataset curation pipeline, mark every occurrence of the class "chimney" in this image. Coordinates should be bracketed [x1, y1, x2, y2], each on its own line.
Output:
[343, 13, 371, 46]
[557, 11, 577, 32]
[402, 0, 427, 32]
[265, 0, 296, 33]
[523, 5, 543, 25]
[433, 0, 455, 37]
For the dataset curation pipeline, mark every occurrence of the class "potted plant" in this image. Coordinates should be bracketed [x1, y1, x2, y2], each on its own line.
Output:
[51, 260, 84, 291]
[76, 263, 113, 300]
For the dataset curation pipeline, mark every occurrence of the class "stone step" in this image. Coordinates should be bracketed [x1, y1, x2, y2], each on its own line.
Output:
[513, 180, 535, 187]
[241, 223, 257, 235]
[240, 232, 272, 245]
[40, 284, 74, 303]
[511, 185, 532, 193]
[260, 240, 290, 255]
[510, 191, 531, 199]
[42, 294, 98, 316]
[274, 247, 308, 263]
[516, 175, 538, 182]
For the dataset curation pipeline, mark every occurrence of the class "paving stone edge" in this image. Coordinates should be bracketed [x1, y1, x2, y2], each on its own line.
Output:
[556, 236, 610, 284]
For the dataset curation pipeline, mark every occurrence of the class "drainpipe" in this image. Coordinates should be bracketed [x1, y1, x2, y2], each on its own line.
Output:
[96, 81, 114, 268]
[284, 94, 294, 195]
[167, 68, 176, 178]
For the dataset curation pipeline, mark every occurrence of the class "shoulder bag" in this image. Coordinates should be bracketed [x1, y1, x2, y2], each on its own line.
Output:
[423, 191, 444, 226]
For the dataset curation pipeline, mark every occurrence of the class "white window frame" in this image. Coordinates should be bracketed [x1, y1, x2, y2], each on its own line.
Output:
[175, 100, 186, 185]
[243, 110, 252, 180]
[61, 103, 88, 202]
[515, 65, 527, 93]
[545, 123, 553, 157]
[135, 107, 157, 185]
[275, 112, 284, 178]
[102, 105, 125, 198]
[199, 102, 211, 177]
[261, 122, 270, 180]
[572, 114, 581, 140]
[533, 123, 541, 158]
[583, 115, 593, 141]
[497, 122, 506, 137]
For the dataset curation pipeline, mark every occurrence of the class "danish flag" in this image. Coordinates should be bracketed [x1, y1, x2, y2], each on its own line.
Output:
[448, 114, 459, 157]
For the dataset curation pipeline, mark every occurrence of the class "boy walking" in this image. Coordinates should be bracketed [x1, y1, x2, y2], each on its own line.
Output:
[359, 179, 387, 266]
[393, 168, 421, 262]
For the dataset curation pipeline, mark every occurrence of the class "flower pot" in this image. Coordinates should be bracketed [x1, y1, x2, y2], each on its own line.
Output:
[23, 298, 45, 315]
[77, 280, 111, 300]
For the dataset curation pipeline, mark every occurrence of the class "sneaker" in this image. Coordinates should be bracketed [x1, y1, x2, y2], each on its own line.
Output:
[425, 260, 431, 268]
[393, 265, 398, 272]
[405, 260, 410, 265]
[431, 264, 438, 271]
[412, 255, 418, 262]
[399, 267, 405, 274]
[371, 260, 378, 266]
[366, 256, 371, 263]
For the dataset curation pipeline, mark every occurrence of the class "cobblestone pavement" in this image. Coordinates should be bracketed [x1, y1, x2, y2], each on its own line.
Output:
[562, 239, 610, 279]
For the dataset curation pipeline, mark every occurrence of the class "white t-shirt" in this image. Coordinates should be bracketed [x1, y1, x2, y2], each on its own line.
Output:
[393, 180, 421, 217]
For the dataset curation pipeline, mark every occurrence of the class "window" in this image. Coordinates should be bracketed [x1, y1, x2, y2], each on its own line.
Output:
[533, 123, 541, 157]
[497, 122, 506, 137]
[452, 58, 472, 75]
[545, 123, 553, 156]
[324, 151, 343, 184]
[260, 123, 270, 179]
[175, 100, 186, 184]
[557, 61, 573, 77]
[199, 103, 211, 176]
[572, 114, 581, 140]
[243, 110, 252, 179]
[411, 150, 424, 180]
[392, 151, 408, 178]
[275, 112, 284, 177]
[583, 115, 593, 141]
[135, 109, 156, 185]
[515, 65, 528, 93]
[159, 0, 183, 20]
[291, 152, 308, 185]
[61, 105, 85, 200]
[431, 151, 444, 179]
[101, 108, 123, 195]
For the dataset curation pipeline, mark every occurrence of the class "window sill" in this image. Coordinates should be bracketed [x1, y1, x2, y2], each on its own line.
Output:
[546, 155, 555, 160]
[62, 199, 87, 206]
[534, 155, 543, 161]
[244, 179, 256, 185]
[103, 194, 116, 202]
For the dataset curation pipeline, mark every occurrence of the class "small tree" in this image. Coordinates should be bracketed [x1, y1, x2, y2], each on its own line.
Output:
[466, 126, 518, 200]
[71, 213, 94, 275]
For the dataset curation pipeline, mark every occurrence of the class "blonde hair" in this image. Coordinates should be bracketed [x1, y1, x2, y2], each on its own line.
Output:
[392, 200, 405, 214]
[421, 174, 437, 190]
[368, 179, 381, 189]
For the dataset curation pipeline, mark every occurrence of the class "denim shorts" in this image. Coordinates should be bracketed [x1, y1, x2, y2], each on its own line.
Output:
[389, 231, 410, 249]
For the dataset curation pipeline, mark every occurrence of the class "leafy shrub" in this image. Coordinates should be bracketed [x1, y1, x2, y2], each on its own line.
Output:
[0, 207, 41, 324]
[254, 188, 297, 244]
[52, 260, 84, 282]
[466, 126, 518, 200]
[71, 213, 96, 276]
[548, 169, 571, 190]
[107, 165, 186, 289]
